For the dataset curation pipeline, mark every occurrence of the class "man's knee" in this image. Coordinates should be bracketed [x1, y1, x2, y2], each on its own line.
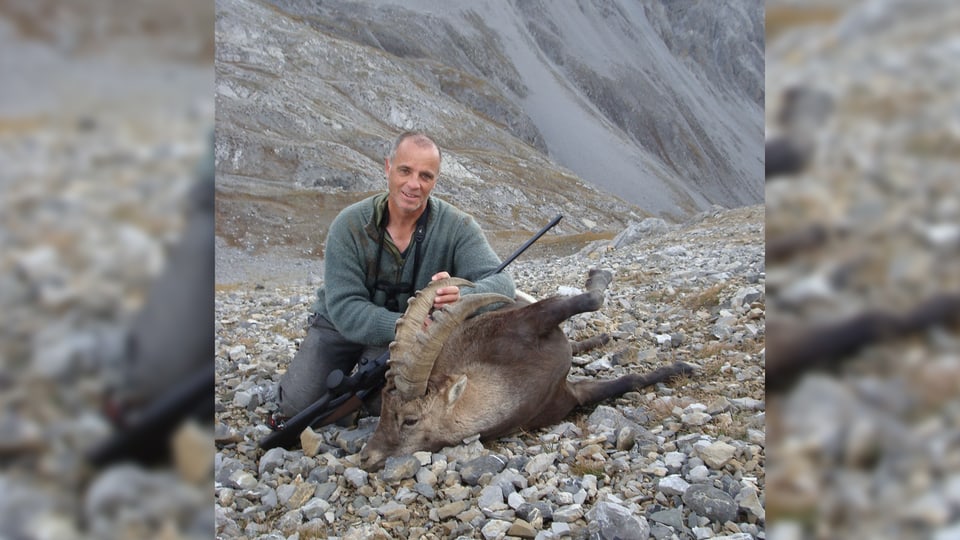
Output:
[277, 317, 363, 417]
[277, 328, 330, 416]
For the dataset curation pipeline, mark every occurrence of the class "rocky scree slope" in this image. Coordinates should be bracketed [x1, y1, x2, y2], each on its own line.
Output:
[214, 204, 765, 539]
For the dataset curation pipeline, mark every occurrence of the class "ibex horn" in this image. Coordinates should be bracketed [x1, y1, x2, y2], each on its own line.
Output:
[388, 278, 513, 400]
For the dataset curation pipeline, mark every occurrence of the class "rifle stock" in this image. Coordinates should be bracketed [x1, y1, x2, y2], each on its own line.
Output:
[88, 366, 214, 466]
[259, 351, 389, 450]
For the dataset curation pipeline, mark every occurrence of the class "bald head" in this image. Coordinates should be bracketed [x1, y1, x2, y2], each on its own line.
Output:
[390, 131, 442, 168]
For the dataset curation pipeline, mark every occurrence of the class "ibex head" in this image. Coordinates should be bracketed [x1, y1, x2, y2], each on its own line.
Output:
[359, 278, 513, 470]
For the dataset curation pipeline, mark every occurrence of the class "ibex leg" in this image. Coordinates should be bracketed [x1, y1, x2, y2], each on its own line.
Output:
[527, 269, 613, 336]
[569, 362, 696, 406]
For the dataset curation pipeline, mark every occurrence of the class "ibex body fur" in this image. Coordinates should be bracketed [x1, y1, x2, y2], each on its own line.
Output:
[360, 269, 695, 470]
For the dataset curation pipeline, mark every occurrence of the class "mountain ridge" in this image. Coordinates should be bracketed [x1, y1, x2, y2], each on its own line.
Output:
[215, 0, 763, 255]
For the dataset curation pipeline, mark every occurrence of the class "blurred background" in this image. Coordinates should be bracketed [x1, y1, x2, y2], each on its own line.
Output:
[765, 0, 960, 538]
[0, 0, 214, 538]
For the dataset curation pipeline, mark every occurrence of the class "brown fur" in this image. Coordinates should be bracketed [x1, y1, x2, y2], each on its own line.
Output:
[360, 269, 696, 470]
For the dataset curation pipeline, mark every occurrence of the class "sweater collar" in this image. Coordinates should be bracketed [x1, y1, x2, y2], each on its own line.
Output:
[367, 192, 432, 238]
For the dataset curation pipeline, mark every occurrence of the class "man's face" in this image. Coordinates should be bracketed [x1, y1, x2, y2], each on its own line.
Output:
[385, 138, 440, 217]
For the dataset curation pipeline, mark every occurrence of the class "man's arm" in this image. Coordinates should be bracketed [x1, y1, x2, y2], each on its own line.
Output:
[322, 212, 400, 346]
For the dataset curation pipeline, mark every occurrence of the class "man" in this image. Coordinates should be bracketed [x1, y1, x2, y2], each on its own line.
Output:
[278, 131, 515, 418]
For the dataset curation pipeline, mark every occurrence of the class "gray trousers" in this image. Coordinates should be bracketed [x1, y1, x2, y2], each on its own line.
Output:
[278, 315, 388, 418]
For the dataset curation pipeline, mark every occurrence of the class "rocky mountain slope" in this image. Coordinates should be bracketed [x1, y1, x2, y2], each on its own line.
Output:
[214, 0, 764, 265]
[215, 204, 765, 539]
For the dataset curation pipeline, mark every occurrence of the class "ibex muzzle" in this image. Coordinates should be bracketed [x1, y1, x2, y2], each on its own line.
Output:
[359, 269, 695, 471]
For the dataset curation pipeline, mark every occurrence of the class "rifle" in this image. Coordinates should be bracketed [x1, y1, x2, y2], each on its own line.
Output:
[88, 366, 215, 466]
[258, 214, 563, 450]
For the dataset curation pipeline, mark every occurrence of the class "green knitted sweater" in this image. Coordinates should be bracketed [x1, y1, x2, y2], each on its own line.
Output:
[313, 193, 515, 346]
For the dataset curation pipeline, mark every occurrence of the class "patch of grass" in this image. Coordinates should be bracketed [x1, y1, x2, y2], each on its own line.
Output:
[215, 283, 245, 293]
[645, 398, 676, 423]
[488, 230, 618, 262]
[695, 341, 735, 361]
[569, 462, 606, 478]
[215, 189, 370, 254]
[682, 283, 724, 311]
[616, 269, 655, 288]
[700, 354, 729, 378]
[267, 323, 302, 340]
[236, 336, 259, 350]
[712, 415, 749, 441]
[644, 287, 674, 305]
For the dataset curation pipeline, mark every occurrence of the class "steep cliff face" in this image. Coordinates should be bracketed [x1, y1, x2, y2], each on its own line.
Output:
[215, 0, 763, 255]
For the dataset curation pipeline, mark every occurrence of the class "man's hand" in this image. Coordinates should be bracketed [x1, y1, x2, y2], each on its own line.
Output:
[430, 271, 461, 310]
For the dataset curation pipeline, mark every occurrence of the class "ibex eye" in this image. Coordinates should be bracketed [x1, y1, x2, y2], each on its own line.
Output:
[402, 417, 419, 427]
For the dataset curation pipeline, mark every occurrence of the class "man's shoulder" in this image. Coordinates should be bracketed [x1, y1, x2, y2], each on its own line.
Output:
[333, 194, 382, 224]
[430, 196, 471, 222]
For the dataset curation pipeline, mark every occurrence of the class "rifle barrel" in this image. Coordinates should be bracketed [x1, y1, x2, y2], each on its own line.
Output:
[490, 214, 562, 276]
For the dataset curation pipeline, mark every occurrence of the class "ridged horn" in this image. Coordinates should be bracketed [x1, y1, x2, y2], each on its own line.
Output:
[387, 278, 473, 398]
[387, 279, 514, 400]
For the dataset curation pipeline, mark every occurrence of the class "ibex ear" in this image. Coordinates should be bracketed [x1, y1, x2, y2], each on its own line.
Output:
[446, 374, 468, 406]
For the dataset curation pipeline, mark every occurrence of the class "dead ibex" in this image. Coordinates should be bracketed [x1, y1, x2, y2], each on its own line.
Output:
[359, 269, 696, 470]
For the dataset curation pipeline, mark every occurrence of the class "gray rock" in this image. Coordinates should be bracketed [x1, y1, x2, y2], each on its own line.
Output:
[461, 454, 508, 486]
[731, 286, 762, 307]
[413, 482, 437, 499]
[478, 485, 506, 511]
[552, 503, 583, 523]
[336, 423, 376, 454]
[301, 498, 331, 520]
[490, 469, 527, 496]
[215, 422, 243, 444]
[587, 405, 645, 435]
[616, 425, 639, 450]
[663, 451, 686, 471]
[377, 500, 410, 521]
[682, 484, 739, 523]
[258, 447, 287, 476]
[586, 501, 650, 540]
[657, 475, 690, 497]
[313, 481, 338, 501]
[735, 484, 764, 521]
[612, 219, 670, 249]
[381, 454, 421, 483]
[215, 456, 245, 487]
[482, 519, 512, 540]
[649, 507, 685, 531]
[686, 464, 711, 484]
[229, 470, 258, 490]
[517, 502, 552, 523]
[649, 523, 674, 540]
[523, 452, 558, 476]
[258, 487, 278, 509]
[343, 467, 368, 488]
[698, 441, 737, 469]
